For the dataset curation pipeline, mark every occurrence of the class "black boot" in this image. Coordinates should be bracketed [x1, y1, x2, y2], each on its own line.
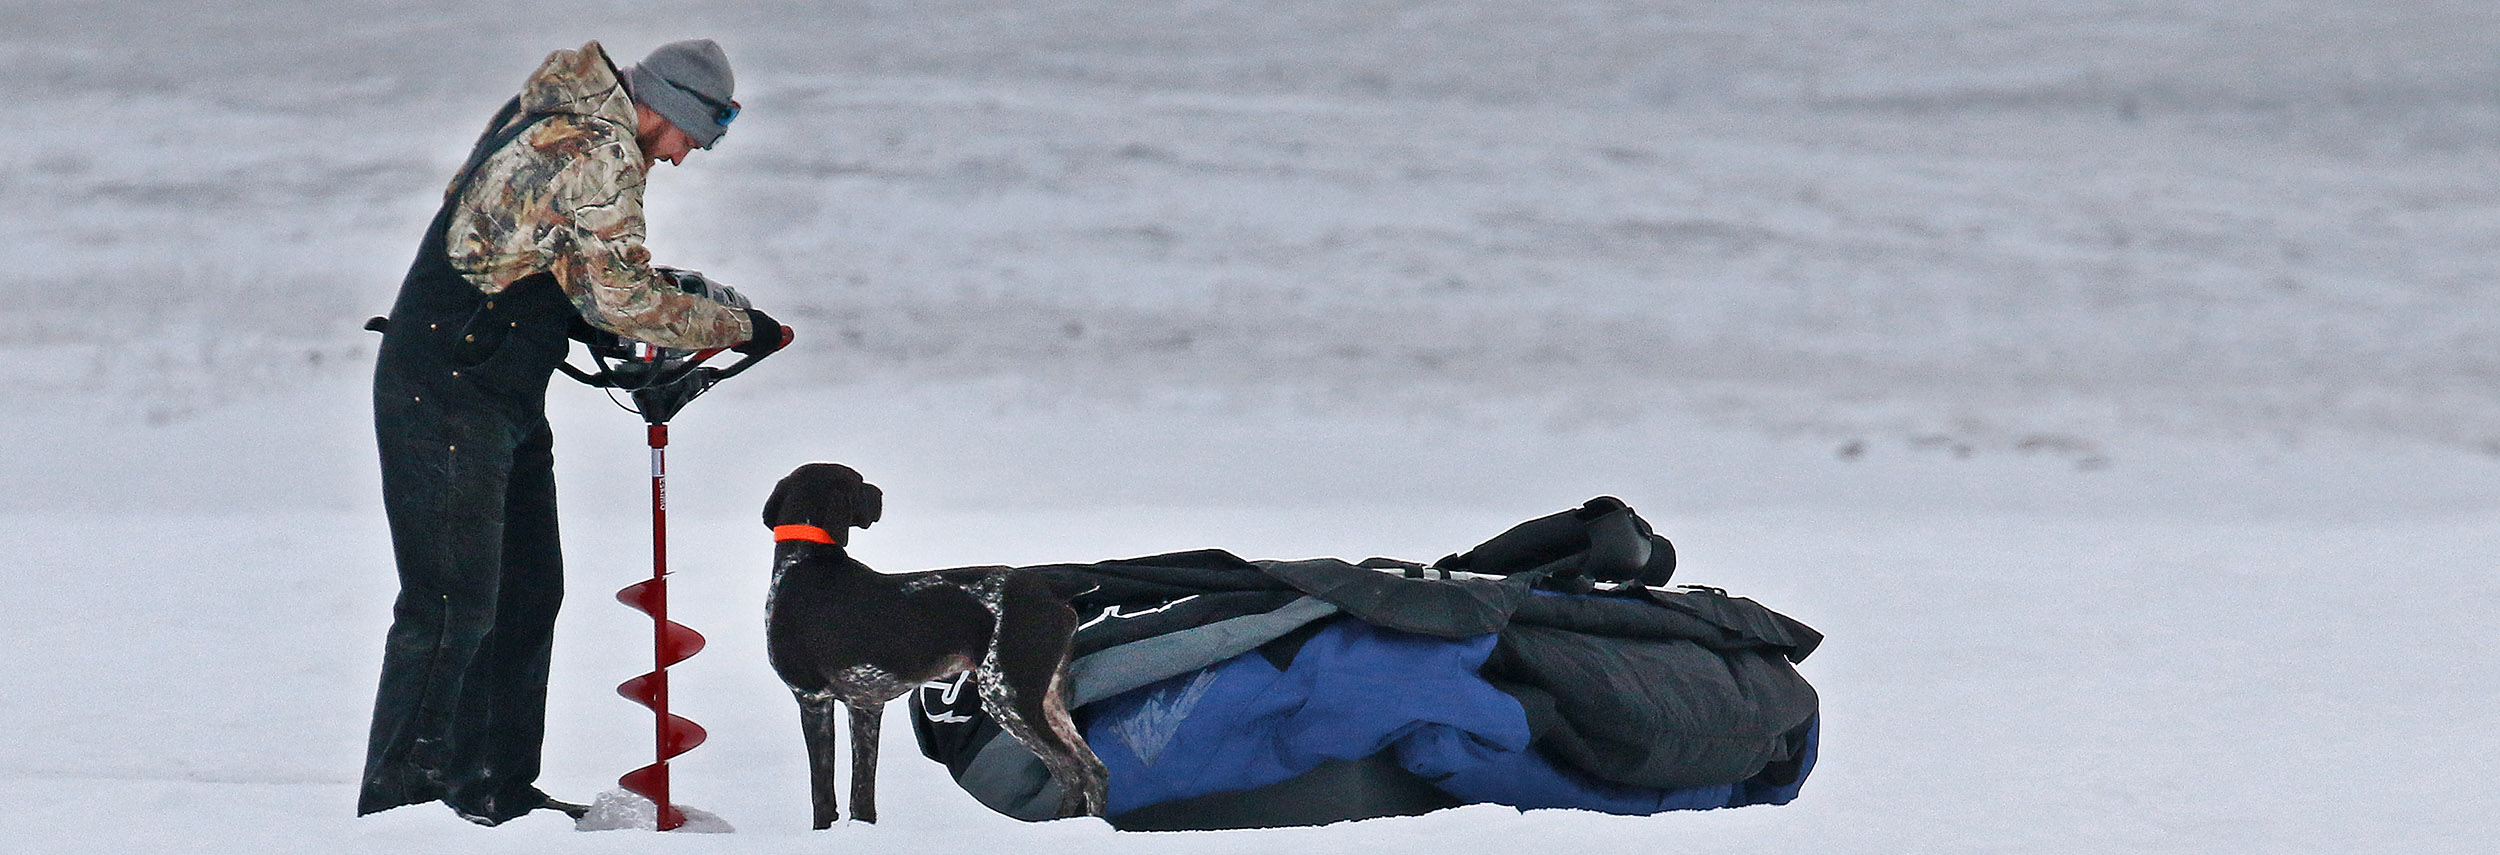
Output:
[449, 787, 583, 826]
[541, 795, 591, 819]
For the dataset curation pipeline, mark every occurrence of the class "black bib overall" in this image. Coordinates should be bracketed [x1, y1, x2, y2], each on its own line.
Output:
[360, 101, 584, 823]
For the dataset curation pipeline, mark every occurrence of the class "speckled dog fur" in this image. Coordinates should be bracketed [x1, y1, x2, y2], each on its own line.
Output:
[762, 463, 1107, 828]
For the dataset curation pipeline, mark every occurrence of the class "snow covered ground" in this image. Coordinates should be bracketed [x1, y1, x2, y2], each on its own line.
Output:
[6, 1, 2499, 852]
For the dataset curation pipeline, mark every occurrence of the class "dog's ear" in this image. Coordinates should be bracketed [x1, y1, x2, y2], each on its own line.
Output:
[852, 480, 883, 530]
[762, 470, 792, 528]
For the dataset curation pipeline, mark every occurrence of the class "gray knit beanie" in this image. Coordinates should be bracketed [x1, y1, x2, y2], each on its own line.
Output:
[629, 39, 736, 149]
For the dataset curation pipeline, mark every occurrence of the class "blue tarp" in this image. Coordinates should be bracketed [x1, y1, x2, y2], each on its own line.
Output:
[1083, 617, 1814, 817]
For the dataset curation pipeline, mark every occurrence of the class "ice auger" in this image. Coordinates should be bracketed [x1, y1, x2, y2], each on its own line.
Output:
[559, 275, 790, 830]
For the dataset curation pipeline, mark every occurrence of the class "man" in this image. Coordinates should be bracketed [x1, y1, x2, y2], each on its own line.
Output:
[359, 38, 785, 825]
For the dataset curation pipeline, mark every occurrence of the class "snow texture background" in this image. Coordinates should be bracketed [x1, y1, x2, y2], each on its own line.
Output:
[4, 1, 2497, 852]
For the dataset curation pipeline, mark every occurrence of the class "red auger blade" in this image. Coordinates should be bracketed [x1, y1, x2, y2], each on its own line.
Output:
[617, 577, 665, 615]
[617, 762, 687, 829]
[616, 671, 662, 708]
[660, 713, 708, 758]
[619, 762, 667, 796]
[658, 620, 706, 666]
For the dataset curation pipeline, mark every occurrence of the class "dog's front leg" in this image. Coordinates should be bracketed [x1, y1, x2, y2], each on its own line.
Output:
[848, 701, 883, 824]
[797, 691, 843, 829]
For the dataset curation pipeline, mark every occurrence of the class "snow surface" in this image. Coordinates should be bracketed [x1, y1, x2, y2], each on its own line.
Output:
[5, 1, 2499, 852]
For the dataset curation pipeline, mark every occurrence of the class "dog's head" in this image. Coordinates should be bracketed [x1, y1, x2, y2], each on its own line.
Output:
[764, 462, 883, 534]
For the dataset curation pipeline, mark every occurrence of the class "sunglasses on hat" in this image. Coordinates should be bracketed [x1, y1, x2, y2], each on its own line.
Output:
[686, 87, 739, 128]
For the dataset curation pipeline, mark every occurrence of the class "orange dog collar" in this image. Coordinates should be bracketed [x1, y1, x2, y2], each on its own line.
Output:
[772, 524, 838, 545]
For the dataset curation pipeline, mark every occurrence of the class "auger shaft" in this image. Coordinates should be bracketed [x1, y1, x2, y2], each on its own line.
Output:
[616, 422, 708, 830]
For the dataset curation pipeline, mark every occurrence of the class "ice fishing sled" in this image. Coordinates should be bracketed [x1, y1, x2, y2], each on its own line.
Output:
[908, 498, 1822, 830]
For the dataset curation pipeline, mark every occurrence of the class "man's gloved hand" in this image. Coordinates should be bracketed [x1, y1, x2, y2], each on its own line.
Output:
[734, 308, 786, 357]
[656, 266, 750, 308]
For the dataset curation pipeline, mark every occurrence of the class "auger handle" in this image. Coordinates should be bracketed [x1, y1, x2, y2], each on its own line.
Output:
[587, 324, 791, 391]
[700, 324, 794, 383]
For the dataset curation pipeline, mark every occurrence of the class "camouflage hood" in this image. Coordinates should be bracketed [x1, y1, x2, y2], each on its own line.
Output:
[515, 41, 637, 132]
[433, 40, 756, 351]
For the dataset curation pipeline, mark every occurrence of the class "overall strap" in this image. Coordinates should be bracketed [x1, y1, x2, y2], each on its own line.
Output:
[445, 96, 559, 205]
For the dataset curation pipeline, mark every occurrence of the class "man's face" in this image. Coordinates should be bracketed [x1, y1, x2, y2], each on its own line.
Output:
[642, 121, 699, 167]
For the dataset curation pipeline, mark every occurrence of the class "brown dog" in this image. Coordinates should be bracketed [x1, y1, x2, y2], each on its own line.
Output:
[762, 463, 1107, 827]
